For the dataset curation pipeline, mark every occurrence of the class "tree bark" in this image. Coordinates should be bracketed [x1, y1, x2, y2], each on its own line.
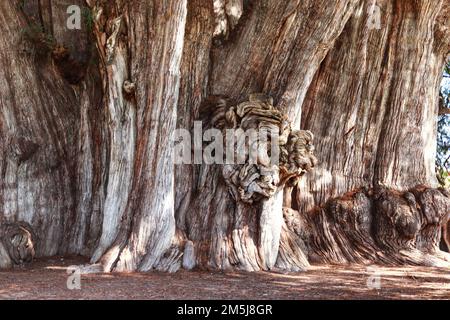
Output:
[0, 0, 449, 272]
[298, 0, 450, 267]
[86, 0, 188, 272]
[0, 0, 103, 258]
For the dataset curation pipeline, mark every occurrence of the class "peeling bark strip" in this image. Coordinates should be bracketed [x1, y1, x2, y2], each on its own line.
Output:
[87, 0, 188, 272]
[0, 0, 449, 272]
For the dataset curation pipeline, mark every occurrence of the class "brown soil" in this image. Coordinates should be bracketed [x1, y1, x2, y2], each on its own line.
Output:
[0, 256, 449, 300]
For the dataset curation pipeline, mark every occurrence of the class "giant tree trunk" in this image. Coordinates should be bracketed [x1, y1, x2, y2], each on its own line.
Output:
[0, 0, 104, 258]
[0, 0, 449, 272]
[297, 0, 450, 267]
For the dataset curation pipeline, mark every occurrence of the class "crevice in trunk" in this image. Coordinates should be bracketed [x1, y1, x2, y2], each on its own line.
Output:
[1, 0, 449, 273]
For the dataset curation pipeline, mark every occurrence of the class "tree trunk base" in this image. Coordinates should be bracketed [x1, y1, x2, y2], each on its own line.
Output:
[0, 222, 36, 269]
[302, 186, 450, 268]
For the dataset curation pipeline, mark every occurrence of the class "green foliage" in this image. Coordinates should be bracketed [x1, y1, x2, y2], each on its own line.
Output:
[82, 7, 95, 33]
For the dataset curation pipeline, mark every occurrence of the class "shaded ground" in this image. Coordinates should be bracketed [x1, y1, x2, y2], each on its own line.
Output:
[0, 256, 449, 300]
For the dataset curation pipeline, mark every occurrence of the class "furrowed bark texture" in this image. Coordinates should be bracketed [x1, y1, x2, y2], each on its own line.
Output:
[177, 0, 360, 271]
[298, 0, 450, 267]
[0, 0, 103, 258]
[0, 0, 449, 271]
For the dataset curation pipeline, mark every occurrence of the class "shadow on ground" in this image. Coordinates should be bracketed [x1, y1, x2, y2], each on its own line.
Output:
[0, 256, 449, 299]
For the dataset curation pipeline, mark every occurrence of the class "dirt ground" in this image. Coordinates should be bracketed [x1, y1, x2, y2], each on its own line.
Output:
[0, 256, 449, 300]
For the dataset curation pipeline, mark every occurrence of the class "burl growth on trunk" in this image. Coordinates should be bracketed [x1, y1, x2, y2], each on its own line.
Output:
[0, 222, 36, 269]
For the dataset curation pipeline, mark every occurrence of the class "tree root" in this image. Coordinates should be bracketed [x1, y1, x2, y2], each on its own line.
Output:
[297, 186, 450, 268]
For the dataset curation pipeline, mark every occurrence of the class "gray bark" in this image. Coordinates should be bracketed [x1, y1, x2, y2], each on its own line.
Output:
[0, 0, 449, 272]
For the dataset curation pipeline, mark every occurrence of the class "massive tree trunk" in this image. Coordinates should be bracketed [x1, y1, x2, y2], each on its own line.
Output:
[0, 0, 103, 258]
[297, 0, 450, 267]
[0, 0, 449, 272]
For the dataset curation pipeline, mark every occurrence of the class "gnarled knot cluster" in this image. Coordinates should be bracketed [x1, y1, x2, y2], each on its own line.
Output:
[202, 93, 317, 204]
[0, 222, 36, 266]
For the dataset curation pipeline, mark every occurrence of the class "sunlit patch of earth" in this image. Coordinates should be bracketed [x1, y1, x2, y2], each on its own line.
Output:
[0, 256, 448, 300]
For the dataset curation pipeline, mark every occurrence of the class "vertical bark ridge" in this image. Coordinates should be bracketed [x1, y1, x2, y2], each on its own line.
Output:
[300, 0, 448, 212]
[182, 0, 360, 271]
[96, 0, 187, 272]
[0, 0, 99, 257]
[175, 0, 214, 232]
[297, 0, 450, 267]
